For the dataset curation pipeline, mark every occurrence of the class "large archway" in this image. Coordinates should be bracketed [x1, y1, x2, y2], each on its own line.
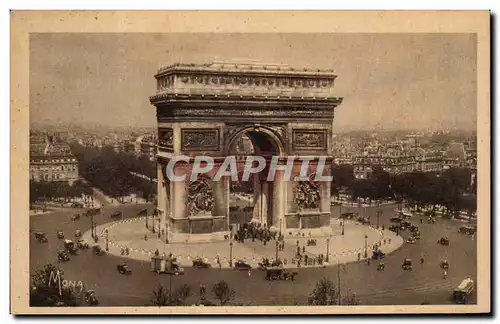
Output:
[150, 61, 343, 243]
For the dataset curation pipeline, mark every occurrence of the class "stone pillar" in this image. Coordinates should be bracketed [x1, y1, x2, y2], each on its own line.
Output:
[272, 169, 285, 231]
[172, 167, 187, 220]
[252, 175, 268, 225]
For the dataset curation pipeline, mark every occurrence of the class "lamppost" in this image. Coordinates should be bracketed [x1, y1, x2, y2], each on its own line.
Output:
[279, 218, 283, 236]
[229, 242, 233, 267]
[376, 210, 382, 229]
[90, 215, 94, 239]
[364, 234, 368, 258]
[105, 229, 109, 251]
[341, 219, 345, 236]
[152, 211, 155, 234]
[145, 212, 148, 229]
[326, 237, 330, 262]
[275, 241, 279, 261]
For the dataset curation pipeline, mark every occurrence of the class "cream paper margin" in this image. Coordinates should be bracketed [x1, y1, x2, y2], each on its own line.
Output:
[10, 10, 490, 314]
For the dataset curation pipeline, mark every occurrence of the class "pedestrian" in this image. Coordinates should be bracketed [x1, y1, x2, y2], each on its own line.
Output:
[302, 246, 306, 253]
[144, 234, 148, 241]
[388, 238, 391, 244]
[120, 248, 124, 255]
[443, 270, 448, 279]
[248, 269, 251, 277]
[125, 247, 130, 255]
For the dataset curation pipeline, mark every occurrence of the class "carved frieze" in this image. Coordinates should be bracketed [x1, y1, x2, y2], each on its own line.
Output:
[158, 128, 174, 151]
[295, 174, 320, 211]
[181, 129, 220, 151]
[187, 176, 214, 216]
[292, 130, 327, 150]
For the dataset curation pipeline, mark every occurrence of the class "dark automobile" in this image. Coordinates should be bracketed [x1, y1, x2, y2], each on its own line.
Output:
[57, 230, 64, 239]
[138, 208, 148, 216]
[71, 202, 84, 208]
[77, 239, 89, 249]
[92, 245, 105, 256]
[117, 262, 132, 275]
[357, 216, 370, 225]
[458, 226, 476, 235]
[372, 250, 386, 260]
[409, 224, 419, 232]
[377, 262, 385, 271]
[402, 258, 412, 270]
[71, 213, 81, 221]
[110, 211, 123, 219]
[192, 258, 212, 269]
[57, 250, 70, 262]
[74, 229, 82, 238]
[265, 267, 297, 281]
[233, 260, 252, 270]
[84, 290, 99, 306]
[440, 260, 449, 269]
[35, 231, 48, 243]
[64, 239, 79, 255]
[438, 237, 450, 246]
[390, 217, 403, 223]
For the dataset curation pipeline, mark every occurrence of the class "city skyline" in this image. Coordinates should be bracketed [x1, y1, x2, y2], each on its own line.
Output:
[30, 33, 477, 131]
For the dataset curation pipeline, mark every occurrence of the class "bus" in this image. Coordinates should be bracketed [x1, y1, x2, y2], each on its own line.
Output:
[453, 278, 475, 304]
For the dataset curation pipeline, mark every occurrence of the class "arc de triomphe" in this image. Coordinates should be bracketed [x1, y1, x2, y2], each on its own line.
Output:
[149, 61, 343, 242]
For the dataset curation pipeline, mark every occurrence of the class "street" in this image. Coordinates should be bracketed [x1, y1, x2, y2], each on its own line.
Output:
[30, 203, 477, 306]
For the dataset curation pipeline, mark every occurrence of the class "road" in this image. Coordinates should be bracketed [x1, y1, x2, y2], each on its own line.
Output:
[30, 203, 476, 306]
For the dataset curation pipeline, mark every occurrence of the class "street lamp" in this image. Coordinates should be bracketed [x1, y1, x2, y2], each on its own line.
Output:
[145, 212, 148, 229]
[377, 210, 382, 229]
[105, 229, 109, 251]
[275, 241, 279, 261]
[229, 242, 233, 267]
[364, 234, 368, 258]
[152, 212, 155, 233]
[90, 215, 94, 239]
[341, 220, 345, 235]
[326, 237, 330, 262]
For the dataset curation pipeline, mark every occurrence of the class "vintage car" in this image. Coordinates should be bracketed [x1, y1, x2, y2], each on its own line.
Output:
[406, 236, 417, 244]
[74, 229, 82, 238]
[402, 258, 412, 270]
[340, 212, 357, 220]
[398, 223, 407, 231]
[137, 208, 148, 216]
[192, 258, 212, 269]
[84, 290, 99, 306]
[116, 262, 132, 275]
[440, 260, 449, 269]
[233, 260, 252, 271]
[35, 231, 48, 243]
[57, 230, 64, 239]
[156, 260, 185, 275]
[357, 216, 370, 225]
[92, 244, 105, 256]
[388, 225, 399, 232]
[372, 249, 386, 260]
[390, 217, 403, 223]
[428, 216, 436, 224]
[57, 250, 70, 262]
[413, 232, 421, 240]
[64, 239, 79, 255]
[110, 211, 123, 219]
[377, 262, 386, 271]
[265, 267, 297, 281]
[71, 213, 81, 221]
[409, 224, 419, 232]
[458, 226, 476, 235]
[438, 237, 450, 246]
[77, 239, 89, 249]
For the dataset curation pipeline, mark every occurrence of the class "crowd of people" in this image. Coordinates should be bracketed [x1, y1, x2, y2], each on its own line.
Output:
[233, 222, 279, 244]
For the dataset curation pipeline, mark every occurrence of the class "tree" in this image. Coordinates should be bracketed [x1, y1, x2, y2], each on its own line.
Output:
[151, 284, 170, 306]
[308, 277, 337, 305]
[30, 264, 78, 307]
[331, 164, 354, 189]
[173, 284, 192, 306]
[212, 280, 235, 306]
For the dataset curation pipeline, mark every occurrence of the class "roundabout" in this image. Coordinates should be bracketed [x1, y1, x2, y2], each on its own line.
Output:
[85, 216, 403, 269]
[30, 203, 477, 306]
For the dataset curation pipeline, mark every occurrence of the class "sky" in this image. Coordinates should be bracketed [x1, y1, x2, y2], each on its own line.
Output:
[29, 33, 477, 131]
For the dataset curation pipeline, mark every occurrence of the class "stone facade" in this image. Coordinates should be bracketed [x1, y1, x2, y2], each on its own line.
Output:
[150, 61, 343, 241]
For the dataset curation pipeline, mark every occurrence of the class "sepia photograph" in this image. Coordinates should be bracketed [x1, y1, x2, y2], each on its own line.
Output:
[10, 10, 490, 314]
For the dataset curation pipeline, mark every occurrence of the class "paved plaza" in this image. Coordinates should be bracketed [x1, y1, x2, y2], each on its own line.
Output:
[84, 216, 403, 268]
